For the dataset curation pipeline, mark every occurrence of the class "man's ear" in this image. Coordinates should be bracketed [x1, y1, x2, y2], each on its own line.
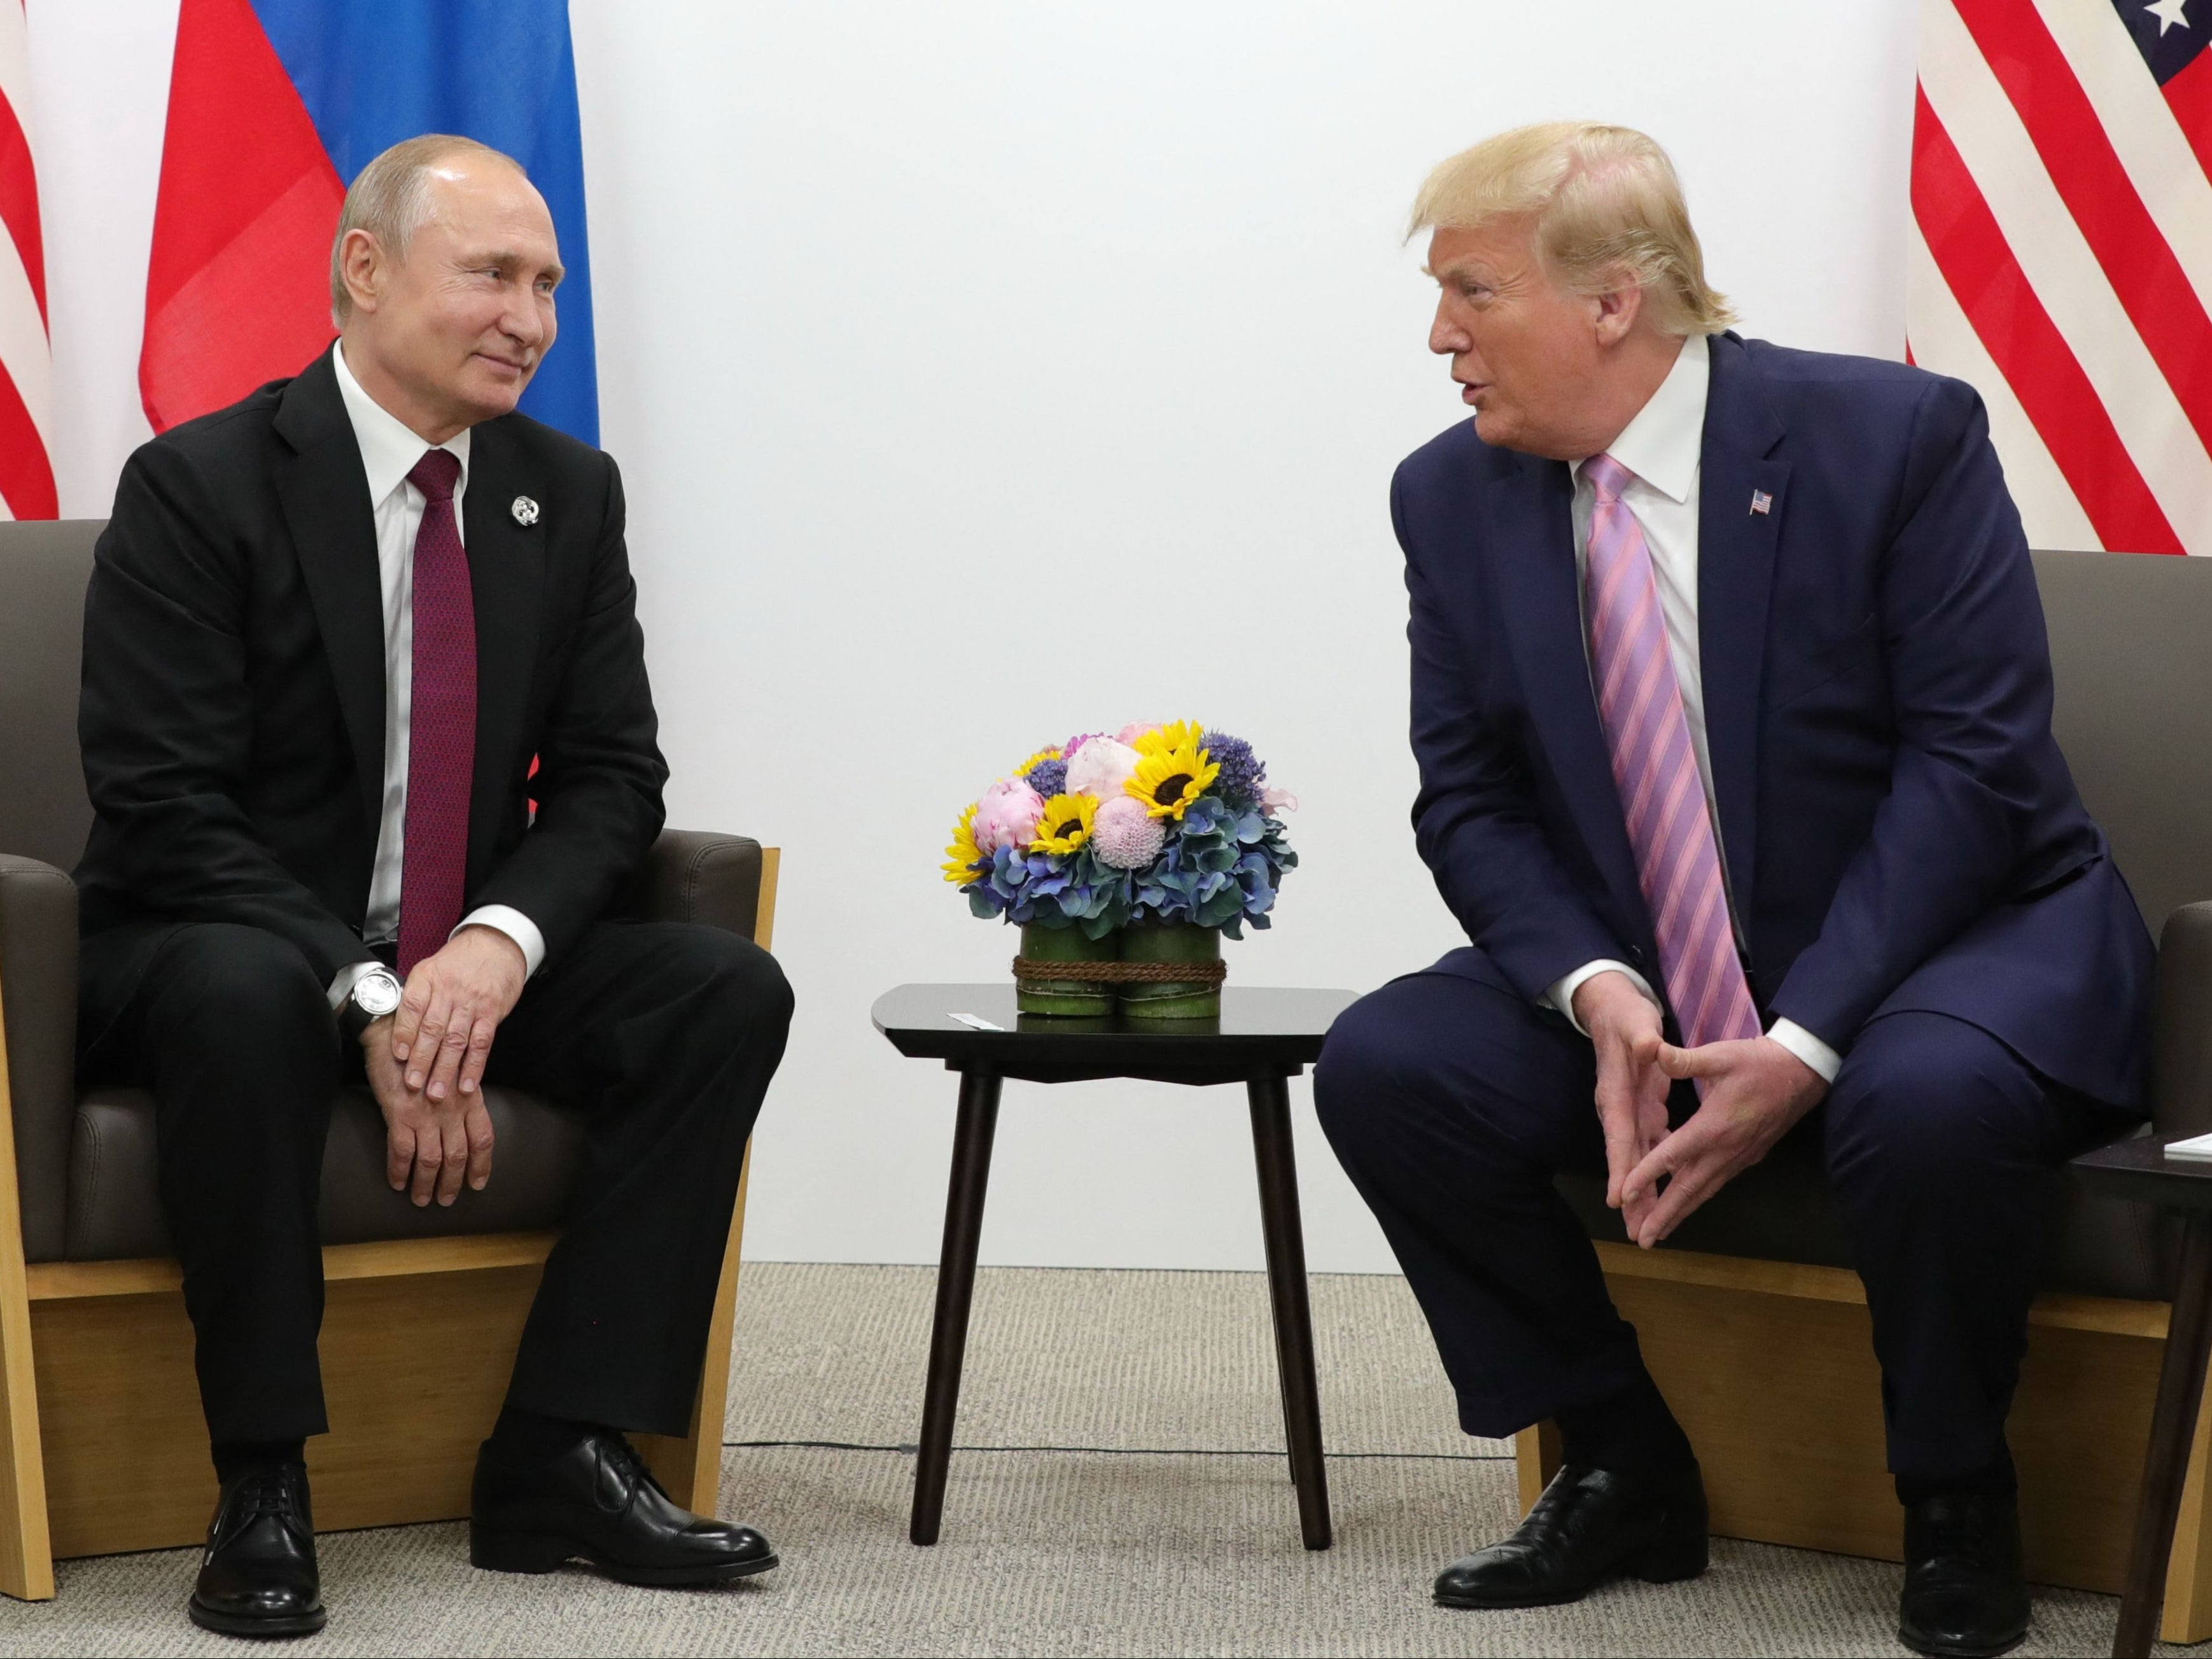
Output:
[339, 228, 388, 317]
[1592, 277, 1644, 347]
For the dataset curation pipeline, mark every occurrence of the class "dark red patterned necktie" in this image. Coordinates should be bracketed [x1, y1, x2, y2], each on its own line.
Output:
[396, 449, 475, 974]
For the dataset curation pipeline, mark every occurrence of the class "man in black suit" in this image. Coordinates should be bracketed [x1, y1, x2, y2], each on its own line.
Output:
[76, 134, 793, 1639]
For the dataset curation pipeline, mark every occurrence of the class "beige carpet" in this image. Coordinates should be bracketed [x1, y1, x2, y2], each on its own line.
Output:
[0, 1263, 2166, 1656]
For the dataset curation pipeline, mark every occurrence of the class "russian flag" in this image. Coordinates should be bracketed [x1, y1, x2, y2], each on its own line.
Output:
[140, 0, 597, 444]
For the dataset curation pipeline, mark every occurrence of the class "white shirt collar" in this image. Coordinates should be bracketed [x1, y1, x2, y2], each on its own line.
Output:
[1572, 331, 1709, 505]
[332, 339, 470, 507]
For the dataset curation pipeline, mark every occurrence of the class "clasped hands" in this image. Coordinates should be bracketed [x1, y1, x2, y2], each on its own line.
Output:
[1573, 970, 1828, 1247]
[359, 926, 528, 1208]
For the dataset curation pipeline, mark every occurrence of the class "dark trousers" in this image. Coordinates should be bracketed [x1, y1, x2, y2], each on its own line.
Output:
[1312, 948, 2121, 1481]
[78, 917, 793, 1448]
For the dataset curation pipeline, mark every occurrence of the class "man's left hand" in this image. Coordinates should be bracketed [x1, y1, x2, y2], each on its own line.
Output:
[390, 926, 529, 1105]
[1620, 1036, 1830, 1248]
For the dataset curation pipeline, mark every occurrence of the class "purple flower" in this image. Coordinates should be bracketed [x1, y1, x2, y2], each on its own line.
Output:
[1025, 757, 1069, 798]
[1200, 731, 1265, 806]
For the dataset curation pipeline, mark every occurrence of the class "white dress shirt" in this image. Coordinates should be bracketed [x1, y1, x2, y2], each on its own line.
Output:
[327, 342, 546, 1009]
[1543, 332, 1841, 1084]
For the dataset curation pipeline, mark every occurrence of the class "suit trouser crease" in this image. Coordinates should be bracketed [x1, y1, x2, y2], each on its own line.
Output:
[79, 917, 792, 1447]
[1311, 952, 2126, 1481]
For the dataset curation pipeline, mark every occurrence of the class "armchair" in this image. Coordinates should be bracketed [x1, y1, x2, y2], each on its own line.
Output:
[0, 519, 779, 1600]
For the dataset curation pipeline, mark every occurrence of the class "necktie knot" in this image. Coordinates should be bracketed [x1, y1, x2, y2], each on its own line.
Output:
[409, 448, 461, 503]
[1584, 452, 1633, 505]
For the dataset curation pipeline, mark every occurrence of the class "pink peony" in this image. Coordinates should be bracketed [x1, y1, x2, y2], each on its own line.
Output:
[1115, 721, 1163, 746]
[1065, 737, 1140, 798]
[972, 778, 1045, 854]
[1261, 785, 1300, 815]
[1091, 795, 1166, 869]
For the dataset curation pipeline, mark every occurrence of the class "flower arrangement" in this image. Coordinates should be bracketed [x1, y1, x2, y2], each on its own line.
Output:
[942, 721, 1298, 942]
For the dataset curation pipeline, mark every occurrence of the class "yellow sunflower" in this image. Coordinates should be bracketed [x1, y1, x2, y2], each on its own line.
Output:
[1012, 746, 1064, 778]
[942, 802, 986, 884]
[1132, 720, 1205, 760]
[1126, 736, 1220, 820]
[1028, 792, 1098, 855]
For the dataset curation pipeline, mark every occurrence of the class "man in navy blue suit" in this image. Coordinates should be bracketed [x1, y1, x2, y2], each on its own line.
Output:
[1314, 122, 2152, 1658]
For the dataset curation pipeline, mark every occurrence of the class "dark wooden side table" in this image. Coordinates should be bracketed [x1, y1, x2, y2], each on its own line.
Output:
[872, 982, 1358, 1552]
[2074, 1133, 2212, 1657]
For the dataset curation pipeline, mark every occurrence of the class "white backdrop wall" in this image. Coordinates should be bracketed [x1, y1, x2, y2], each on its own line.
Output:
[27, 0, 1921, 1271]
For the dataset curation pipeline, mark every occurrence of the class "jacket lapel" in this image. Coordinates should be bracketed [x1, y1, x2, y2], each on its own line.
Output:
[458, 423, 544, 879]
[1490, 452, 1648, 943]
[272, 350, 387, 837]
[1696, 332, 1788, 928]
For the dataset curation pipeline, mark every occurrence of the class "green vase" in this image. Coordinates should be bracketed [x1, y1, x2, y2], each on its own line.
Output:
[1117, 922, 1222, 1020]
[1015, 922, 1117, 1016]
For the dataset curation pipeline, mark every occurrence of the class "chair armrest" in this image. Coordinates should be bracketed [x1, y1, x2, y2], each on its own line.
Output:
[0, 854, 79, 1262]
[630, 830, 770, 943]
[2153, 902, 2212, 1137]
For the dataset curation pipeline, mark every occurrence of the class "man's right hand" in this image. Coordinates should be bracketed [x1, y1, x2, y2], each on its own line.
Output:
[361, 1014, 495, 1207]
[1573, 970, 1670, 1236]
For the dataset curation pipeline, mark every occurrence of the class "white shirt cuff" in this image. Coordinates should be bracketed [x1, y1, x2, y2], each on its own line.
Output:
[1766, 1018, 1842, 1084]
[327, 960, 386, 1012]
[455, 906, 547, 977]
[1546, 960, 1660, 1036]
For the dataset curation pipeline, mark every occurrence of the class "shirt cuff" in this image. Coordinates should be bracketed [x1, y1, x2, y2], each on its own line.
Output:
[455, 906, 547, 977]
[327, 960, 387, 1012]
[1766, 1017, 1842, 1084]
[1546, 960, 1660, 1037]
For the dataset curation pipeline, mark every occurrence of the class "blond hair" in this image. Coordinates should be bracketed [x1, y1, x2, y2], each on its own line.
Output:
[329, 134, 522, 324]
[1409, 122, 1735, 337]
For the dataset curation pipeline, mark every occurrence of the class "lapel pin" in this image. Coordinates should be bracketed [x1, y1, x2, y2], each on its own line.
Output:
[510, 495, 540, 527]
[1749, 489, 1772, 515]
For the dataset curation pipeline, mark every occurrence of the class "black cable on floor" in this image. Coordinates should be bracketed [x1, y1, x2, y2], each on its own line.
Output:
[722, 1438, 1510, 1462]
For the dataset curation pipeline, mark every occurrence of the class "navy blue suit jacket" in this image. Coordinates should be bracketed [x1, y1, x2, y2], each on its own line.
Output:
[1392, 331, 2153, 1109]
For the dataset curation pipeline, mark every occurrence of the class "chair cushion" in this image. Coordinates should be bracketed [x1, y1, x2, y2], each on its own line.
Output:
[65, 1084, 587, 1261]
[1555, 1123, 2174, 1303]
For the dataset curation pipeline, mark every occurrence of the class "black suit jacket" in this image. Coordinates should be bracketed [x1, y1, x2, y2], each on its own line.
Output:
[75, 347, 668, 1003]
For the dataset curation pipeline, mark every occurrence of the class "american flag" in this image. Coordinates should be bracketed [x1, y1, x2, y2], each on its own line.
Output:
[1908, 0, 2212, 557]
[0, 0, 55, 521]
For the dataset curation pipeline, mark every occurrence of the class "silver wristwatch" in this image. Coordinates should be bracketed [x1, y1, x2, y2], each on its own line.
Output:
[337, 966, 403, 1042]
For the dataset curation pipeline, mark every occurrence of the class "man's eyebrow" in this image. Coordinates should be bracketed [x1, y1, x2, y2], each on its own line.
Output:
[467, 249, 566, 284]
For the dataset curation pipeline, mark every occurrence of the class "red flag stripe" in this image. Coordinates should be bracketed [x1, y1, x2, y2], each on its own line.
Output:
[1912, 85, 2182, 555]
[0, 357, 55, 520]
[1950, 0, 2212, 455]
[2168, 46, 2212, 188]
[0, 76, 42, 326]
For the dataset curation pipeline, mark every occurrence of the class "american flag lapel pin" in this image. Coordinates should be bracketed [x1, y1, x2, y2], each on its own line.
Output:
[1749, 489, 1772, 515]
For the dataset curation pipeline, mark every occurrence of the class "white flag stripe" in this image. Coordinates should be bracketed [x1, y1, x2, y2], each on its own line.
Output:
[1921, 0, 2212, 556]
[1905, 218, 2099, 552]
[0, 216, 49, 449]
[2031, 0, 2212, 325]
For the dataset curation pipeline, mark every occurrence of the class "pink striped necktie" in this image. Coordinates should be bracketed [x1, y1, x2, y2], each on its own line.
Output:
[1582, 452, 1761, 1068]
[396, 449, 476, 976]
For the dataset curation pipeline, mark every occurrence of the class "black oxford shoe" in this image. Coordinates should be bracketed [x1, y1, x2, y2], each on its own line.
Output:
[470, 1429, 778, 1586]
[1434, 1462, 1709, 1609]
[188, 1460, 325, 1639]
[1898, 1489, 2031, 1658]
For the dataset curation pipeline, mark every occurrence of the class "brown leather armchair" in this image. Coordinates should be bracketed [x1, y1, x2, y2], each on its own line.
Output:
[0, 519, 780, 1599]
[1518, 550, 2212, 1639]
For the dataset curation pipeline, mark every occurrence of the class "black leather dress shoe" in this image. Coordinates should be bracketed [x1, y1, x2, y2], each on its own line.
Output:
[1898, 1490, 2031, 1658]
[470, 1429, 778, 1586]
[188, 1461, 325, 1639]
[1434, 1462, 1708, 1609]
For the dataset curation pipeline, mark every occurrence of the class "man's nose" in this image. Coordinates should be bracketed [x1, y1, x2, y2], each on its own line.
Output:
[1429, 300, 1468, 356]
[501, 288, 546, 350]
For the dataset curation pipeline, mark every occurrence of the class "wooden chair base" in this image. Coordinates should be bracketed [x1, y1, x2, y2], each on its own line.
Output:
[1513, 1242, 2212, 1644]
[0, 1156, 747, 1598]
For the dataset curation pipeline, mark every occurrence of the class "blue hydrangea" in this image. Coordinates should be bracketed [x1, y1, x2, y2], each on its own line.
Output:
[1200, 731, 1265, 807]
[1025, 757, 1069, 799]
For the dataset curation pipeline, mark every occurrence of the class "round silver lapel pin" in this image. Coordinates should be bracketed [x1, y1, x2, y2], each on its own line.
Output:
[510, 495, 540, 527]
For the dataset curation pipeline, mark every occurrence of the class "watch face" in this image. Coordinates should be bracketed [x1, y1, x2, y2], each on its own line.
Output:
[356, 972, 403, 1019]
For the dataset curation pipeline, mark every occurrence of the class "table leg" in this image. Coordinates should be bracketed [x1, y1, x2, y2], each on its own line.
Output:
[2116, 1213, 2212, 1656]
[1247, 1072, 1332, 1551]
[910, 1067, 1003, 1546]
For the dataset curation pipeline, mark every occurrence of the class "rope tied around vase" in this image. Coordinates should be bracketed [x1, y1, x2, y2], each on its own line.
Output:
[1011, 955, 1230, 988]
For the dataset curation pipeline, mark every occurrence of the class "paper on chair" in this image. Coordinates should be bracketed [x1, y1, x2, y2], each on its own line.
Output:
[2165, 1131, 2212, 1163]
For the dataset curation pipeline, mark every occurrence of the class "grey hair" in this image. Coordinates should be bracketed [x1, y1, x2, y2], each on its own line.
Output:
[329, 134, 523, 324]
